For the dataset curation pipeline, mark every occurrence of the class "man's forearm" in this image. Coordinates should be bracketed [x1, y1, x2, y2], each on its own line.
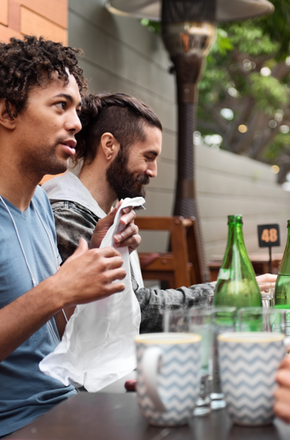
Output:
[133, 278, 216, 333]
[0, 241, 127, 362]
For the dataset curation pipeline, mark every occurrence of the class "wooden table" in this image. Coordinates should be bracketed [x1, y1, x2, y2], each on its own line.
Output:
[9, 380, 290, 440]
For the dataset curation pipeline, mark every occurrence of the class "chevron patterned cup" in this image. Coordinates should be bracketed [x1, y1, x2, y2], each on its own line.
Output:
[135, 333, 201, 427]
[218, 332, 287, 426]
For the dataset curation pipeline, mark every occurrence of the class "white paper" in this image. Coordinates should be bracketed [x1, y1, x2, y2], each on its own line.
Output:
[39, 197, 144, 392]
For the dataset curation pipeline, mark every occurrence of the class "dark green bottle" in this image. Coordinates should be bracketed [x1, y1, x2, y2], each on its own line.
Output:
[213, 215, 262, 309]
[275, 220, 290, 309]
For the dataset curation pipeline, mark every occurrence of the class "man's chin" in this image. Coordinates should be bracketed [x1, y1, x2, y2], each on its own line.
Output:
[45, 161, 68, 177]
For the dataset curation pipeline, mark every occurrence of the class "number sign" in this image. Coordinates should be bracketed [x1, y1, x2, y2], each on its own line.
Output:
[257, 224, 280, 248]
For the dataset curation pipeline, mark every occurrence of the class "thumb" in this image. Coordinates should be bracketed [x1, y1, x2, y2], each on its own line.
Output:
[69, 238, 89, 261]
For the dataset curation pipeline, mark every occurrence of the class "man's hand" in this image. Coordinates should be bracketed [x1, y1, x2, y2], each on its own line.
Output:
[274, 355, 290, 423]
[0, 238, 126, 361]
[90, 201, 141, 253]
[53, 238, 126, 307]
[256, 273, 277, 295]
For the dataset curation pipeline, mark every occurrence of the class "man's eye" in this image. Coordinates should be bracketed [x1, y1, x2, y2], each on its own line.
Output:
[56, 102, 66, 110]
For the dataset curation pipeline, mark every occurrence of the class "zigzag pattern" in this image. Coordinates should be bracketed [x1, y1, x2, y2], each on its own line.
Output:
[226, 403, 275, 425]
[221, 379, 276, 396]
[225, 395, 275, 408]
[136, 342, 201, 426]
[219, 341, 284, 360]
[218, 339, 285, 426]
[219, 360, 284, 375]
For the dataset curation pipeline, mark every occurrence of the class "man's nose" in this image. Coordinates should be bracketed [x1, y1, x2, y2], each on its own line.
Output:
[66, 111, 82, 134]
[146, 162, 157, 178]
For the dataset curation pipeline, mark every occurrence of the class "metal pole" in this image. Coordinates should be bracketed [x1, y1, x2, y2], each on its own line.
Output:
[172, 53, 210, 282]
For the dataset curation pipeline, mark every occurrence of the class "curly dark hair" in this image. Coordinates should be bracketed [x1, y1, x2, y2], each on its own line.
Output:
[0, 35, 87, 119]
[75, 92, 162, 165]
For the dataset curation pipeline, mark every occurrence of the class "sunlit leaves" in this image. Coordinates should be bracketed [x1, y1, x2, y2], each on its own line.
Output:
[250, 73, 289, 115]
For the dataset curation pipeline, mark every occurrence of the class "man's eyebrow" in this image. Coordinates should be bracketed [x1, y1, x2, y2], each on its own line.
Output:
[146, 150, 159, 157]
[54, 93, 81, 107]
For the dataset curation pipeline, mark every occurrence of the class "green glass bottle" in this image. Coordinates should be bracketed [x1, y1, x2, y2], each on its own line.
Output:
[213, 215, 262, 309]
[275, 220, 290, 309]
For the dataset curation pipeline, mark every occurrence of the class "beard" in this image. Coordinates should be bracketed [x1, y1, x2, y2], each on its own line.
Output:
[106, 148, 149, 201]
[19, 137, 69, 182]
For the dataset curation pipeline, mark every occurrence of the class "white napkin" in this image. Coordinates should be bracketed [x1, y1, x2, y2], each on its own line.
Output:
[39, 197, 144, 392]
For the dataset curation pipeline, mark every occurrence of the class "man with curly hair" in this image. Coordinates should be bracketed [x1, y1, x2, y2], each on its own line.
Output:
[0, 36, 140, 437]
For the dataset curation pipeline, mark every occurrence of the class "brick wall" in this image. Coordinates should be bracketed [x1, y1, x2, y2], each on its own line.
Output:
[0, 0, 67, 44]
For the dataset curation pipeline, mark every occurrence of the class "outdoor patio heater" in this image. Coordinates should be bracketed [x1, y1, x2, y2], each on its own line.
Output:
[105, 0, 274, 282]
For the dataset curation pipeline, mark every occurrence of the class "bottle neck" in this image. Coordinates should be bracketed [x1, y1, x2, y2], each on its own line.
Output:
[227, 222, 245, 249]
[279, 224, 290, 274]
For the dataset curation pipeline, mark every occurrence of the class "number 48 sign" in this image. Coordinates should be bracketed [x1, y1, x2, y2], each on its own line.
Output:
[257, 224, 280, 248]
[257, 224, 280, 273]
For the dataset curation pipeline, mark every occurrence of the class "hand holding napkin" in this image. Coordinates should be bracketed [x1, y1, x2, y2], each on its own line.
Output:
[39, 197, 144, 392]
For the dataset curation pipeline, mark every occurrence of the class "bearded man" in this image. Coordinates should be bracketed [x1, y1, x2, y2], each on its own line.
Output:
[43, 93, 218, 334]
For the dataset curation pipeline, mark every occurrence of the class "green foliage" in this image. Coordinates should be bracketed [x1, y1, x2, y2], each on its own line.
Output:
[196, 2, 290, 177]
[140, 2, 290, 181]
[264, 133, 290, 161]
[257, 0, 290, 61]
[213, 28, 234, 56]
[250, 73, 289, 114]
[224, 21, 279, 56]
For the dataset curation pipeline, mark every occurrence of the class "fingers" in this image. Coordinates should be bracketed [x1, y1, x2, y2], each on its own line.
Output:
[278, 355, 290, 370]
[114, 222, 141, 253]
[56, 245, 127, 306]
[256, 273, 277, 284]
[256, 273, 277, 294]
[274, 386, 290, 423]
[90, 204, 134, 249]
[114, 222, 139, 244]
[114, 208, 138, 246]
[90, 213, 116, 249]
[119, 208, 136, 226]
[274, 399, 290, 424]
[274, 357, 290, 422]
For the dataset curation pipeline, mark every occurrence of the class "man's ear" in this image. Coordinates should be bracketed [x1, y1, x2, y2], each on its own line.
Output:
[100, 132, 120, 161]
[0, 99, 17, 130]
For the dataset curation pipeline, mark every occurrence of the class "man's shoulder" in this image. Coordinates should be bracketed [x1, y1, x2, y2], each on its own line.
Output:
[51, 199, 101, 225]
[32, 186, 55, 228]
[33, 185, 51, 209]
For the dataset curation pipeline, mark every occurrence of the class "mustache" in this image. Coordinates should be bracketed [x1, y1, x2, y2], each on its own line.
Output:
[136, 175, 150, 185]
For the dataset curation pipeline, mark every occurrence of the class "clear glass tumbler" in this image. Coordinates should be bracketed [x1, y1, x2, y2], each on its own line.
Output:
[188, 307, 214, 416]
[211, 306, 237, 410]
[238, 307, 286, 333]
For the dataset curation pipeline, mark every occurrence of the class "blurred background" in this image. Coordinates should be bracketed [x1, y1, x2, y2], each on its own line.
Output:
[1, 0, 290, 267]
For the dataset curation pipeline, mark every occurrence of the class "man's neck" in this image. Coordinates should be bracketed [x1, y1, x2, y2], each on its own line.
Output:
[79, 165, 116, 214]
[0, 155, 37, 212]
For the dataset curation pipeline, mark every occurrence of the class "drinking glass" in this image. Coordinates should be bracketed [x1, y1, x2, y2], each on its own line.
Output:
[207, 291, 215, 307]
[188, 307, 214, 416]
[164, 307, 213, 417]
[258, 282, 275, 309]
[238, 307, 286, 333]
[163, 308, 189, 333]
[211, 306, 237, 410]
